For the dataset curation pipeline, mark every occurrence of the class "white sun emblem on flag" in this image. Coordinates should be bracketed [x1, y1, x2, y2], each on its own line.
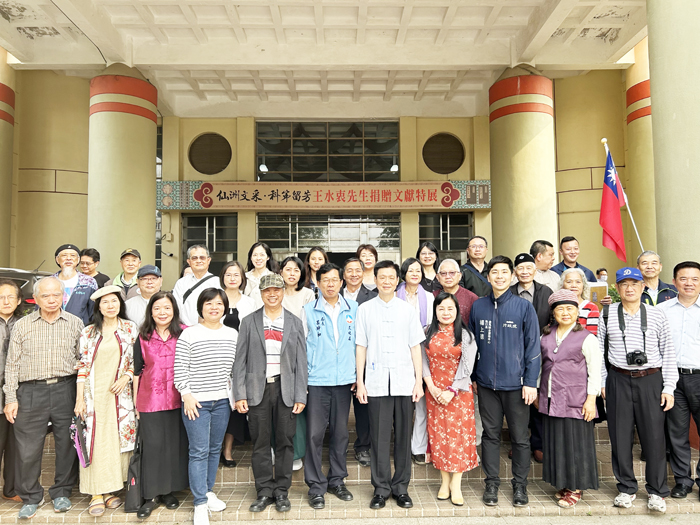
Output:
[607, 167, 617, 186]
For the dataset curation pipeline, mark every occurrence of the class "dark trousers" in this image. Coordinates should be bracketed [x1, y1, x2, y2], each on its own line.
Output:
[667, 374, 700, 489]
[479, 386, 530, 487]
[305, 385, 352, 495]
[529, 405, 543, 452]
[367, 395, 413, 497]
[0, 414, 17, 497]
[607, 367, 670, 496]
[248, 380, 297, 498]
[352, 396, 371, 453]
[13, 378, 78, 504]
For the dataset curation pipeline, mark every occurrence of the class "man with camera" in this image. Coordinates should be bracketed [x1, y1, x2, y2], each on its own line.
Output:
[600, 267, 678, 513]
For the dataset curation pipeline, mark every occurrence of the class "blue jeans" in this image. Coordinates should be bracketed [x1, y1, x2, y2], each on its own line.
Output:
[182, 399, 230, 505]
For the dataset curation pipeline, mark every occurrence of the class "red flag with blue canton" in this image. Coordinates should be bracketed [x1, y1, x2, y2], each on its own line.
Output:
[599, 149, 627, 261]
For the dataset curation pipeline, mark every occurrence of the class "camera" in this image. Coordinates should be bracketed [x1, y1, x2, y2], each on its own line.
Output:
[626, 351, 648, 367]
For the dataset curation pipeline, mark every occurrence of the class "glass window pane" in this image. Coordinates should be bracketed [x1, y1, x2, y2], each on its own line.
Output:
[329, 139, 363, 154]
[257, 172, 290, 182]
[366, 171, 400, 181]
[329, 156, 363, 173]
[364, 138, 398, 155]
[364, 122, 398, 137]
[257, 122, 291, 137]
[257, 138, 291, 155]
[365, 156, 395, 172]
[293, 156, 328, 172]
[293, 139, 327, 155]
[329, 122, 362, 138]
[328, 172, 363, 182]
[259, 155, 292, 172]
[215, 215, 238, 228]
[293, 172, 327, 182]
[293, 122, 327, 138]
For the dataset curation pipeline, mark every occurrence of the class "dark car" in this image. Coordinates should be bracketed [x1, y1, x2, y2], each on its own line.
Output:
[0, 267, 52, 314]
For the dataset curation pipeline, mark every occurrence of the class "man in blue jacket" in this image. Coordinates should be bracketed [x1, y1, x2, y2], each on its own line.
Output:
[301, 263, 358, 510]
[468, 255, 541, 507]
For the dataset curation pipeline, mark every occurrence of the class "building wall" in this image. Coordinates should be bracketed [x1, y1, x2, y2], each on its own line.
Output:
[13, 71, 90, 271]
[554, 70, 634, 276]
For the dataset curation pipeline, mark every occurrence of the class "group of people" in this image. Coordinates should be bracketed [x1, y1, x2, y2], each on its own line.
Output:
[0, 235, 698, 522]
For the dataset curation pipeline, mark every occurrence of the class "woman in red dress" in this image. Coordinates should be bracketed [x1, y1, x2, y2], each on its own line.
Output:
[422, 292, 479, 506]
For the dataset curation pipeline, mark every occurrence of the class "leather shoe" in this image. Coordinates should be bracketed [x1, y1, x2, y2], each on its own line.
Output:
[308, 495, 325, 509]
[671, 484, 692, 499]
[411, 454, 426, 465]
[249, 496, 274, 513]
[161, 493, 179, 510]
[369, 494, 386, 509]
[513, 484, 528, 507]
[275, 495, 291, 512]
[220, 453, 236, 468]
[137, 499, 160, 519]
[328, 484, 353, 501]
[483, 483, 498, 506]
[355, 450, 371, 467]
[533, 450, 543, 463]
[392, 493, 413, 508]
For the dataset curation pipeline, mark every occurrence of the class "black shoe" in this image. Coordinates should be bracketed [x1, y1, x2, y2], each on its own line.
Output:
[137, 499, 160, 519]
[411, 454, 426, 465]
[308, 495, 325, 509]
[249, 496, 274, 513]
[161, 493, 179, 510]
[483, 483, 498, 506]
[640, 449, 646, 462]
[355, 450, 371, 467]
[275, 495, 291, 512]
[513, 485, 528, 507]
[328, 484, 353, 501]
[220, 453, 237, 468]
[369, 494, 386, 509]
[392, 493, 413, 508]
[671, 484, 692, 499]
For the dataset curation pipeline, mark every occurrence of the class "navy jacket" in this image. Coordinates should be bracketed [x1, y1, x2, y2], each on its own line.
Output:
[551, 261, 596, 283]
[468, 290, 541, 391]
[641, 279, 677, 306]
[52, 272, 97, 326]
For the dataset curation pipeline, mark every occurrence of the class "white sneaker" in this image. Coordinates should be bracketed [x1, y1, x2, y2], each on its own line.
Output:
[613, 492, 636, 508]
[647, 494, 666, 513]
[193, 504, 210, 525]
[292, 459, 303, 471]
[206, 492, 226, 512]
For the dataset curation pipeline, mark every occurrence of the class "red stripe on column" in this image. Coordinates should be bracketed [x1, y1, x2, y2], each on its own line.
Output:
[90, 102, 157, 124]
[489, 103, 554, 123]
[627, 106, 652, 124]
[90, 75, 158, 106]
[489, 76, 553, 106]
[0, 109, 13, 126]
[0, 83, 15, 109]
[626, 80, 650, 107]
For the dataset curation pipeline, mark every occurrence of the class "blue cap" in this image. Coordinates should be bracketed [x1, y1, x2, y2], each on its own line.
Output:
[137, 265, 161, 278]
[616, 267, 643, 283]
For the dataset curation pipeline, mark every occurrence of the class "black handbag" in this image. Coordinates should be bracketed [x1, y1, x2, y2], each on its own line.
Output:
[124, 428, 144, 513]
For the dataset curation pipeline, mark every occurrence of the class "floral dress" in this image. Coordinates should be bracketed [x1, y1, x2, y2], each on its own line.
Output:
[424, 327, 479, 473]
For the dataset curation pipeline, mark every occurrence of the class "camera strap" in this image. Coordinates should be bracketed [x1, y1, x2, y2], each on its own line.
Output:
[617, 303, 647, 356]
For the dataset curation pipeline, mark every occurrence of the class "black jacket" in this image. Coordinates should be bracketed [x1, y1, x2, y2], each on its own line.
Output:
[459, 262, 492, 297]
[340, 283, 378, 305]
[509, 281, 553, 333]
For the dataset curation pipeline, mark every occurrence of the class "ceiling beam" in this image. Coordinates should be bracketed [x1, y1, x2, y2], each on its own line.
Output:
[514, 0, 579, 64]
[0, 17, 33, 62]
[51, 0, 127, 64]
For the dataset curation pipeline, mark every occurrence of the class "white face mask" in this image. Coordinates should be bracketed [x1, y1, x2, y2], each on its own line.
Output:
[600, 275, 608, 282]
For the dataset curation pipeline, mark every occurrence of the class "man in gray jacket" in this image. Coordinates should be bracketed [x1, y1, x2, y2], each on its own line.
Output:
[233, 274, 308, 514]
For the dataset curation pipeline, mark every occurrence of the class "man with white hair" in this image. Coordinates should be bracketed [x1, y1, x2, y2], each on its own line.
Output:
[173, 245, 221, 325]
[637, 251, 677, 306]
[435, 259, 478, 326]
[3, 277, 83, 519]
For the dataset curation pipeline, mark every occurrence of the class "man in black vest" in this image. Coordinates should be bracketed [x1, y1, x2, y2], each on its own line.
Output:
[459, 236, 492, 297]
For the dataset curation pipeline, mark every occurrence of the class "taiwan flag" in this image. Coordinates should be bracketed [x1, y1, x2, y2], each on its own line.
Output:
[599, 149, 627, 261]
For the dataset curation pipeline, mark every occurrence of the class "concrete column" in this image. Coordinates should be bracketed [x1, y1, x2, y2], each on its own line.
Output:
[647, 1, 700, 276]
[88, 64, 157, 277]
[624, 38, 656, 258]
[0, 48, 15, 265]
[489, 67, 557, 258]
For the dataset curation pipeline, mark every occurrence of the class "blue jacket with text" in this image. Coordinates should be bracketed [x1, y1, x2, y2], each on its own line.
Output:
[468, 290, 541, 391]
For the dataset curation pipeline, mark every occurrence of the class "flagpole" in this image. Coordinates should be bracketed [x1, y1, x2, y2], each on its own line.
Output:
[601, 138, 645, 253]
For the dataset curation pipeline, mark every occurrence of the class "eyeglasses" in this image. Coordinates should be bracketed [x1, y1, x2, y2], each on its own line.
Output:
[438, 271, 457, 278]
[189, 256, 209, 261]
[320, 278, 341, 285]
[139, 277, 160, 283]
[0, 295, 18, 302]
[468, 245, 486, 250]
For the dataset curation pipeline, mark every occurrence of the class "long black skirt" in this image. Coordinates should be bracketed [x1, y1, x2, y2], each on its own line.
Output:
[542, 414, 599, 491]
[140, 409, 190, 499]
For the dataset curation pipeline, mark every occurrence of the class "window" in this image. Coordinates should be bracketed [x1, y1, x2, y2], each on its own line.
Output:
[189, 133, 233, 175]
[419, 213, 473, 261]
[422, 133, 465, 174]
[256, 121, 399, 182]
[182, 215, 238, 276]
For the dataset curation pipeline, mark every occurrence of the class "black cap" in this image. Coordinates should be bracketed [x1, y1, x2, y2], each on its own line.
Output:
[514, 253, 536, 267]
[120, 248, 141, 259]
[137, 265, 161, 279]
[54, 244, 80, 264]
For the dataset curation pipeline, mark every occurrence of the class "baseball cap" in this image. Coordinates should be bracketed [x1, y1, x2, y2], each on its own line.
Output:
[616, 267, 643, 283]
[137, 265, 161, 279]
[514, 253, 536, 267]
[259, 274, 285, 291]
[120, 249, 141, 259]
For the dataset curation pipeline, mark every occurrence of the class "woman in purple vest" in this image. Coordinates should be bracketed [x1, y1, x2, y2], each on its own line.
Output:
[539, 289, 602, 508]
[133, 291, 189, 518]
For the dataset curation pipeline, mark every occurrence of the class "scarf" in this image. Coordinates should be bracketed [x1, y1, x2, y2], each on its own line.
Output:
[397, 282, 428, 327]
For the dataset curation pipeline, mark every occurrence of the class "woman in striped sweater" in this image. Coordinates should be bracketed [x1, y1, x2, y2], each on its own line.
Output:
[174, 288, 237, 525]
[558, 268, 600, 336]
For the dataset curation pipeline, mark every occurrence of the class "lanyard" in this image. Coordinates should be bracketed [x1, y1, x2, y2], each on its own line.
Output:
[617, 303, 647, 355]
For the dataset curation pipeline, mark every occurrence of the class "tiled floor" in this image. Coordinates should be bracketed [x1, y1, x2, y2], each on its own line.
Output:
[1, 429, 698, 522]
